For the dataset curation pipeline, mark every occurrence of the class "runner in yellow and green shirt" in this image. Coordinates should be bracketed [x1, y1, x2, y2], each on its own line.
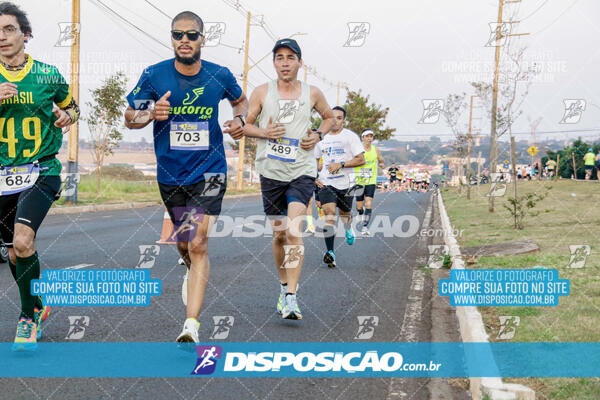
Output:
[354, 129, 384, 236]
[584, 148, 595, 180]
[0, 2, 79, 351]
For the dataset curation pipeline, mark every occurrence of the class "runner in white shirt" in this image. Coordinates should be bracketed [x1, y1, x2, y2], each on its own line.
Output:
[314, 106, 365, 268]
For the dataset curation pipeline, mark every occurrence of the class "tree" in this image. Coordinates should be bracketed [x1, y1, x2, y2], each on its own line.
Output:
[87, 71, 128, 192]
[440, 92, 468, 193]
[343, 89, 395, 140]
[472, 39, 536, 212]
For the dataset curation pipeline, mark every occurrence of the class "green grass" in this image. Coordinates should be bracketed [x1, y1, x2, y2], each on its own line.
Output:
[54, 176, 160, 205]
[443, 180, 600, 399]
[54, 175, 260, 206]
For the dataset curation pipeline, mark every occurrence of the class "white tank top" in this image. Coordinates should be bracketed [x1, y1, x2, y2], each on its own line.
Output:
[255, 80, 316, 181]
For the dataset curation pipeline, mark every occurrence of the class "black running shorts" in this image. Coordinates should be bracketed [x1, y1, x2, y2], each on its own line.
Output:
[318, 185, 355, 212]
[0, 175, 61, 247]
[355, 184, 376, 202]
[260, 175, 315, 216]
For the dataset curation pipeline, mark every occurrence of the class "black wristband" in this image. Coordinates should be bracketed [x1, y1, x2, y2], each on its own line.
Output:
[315, 131, 323, 140]
[235, 114, 246, 126]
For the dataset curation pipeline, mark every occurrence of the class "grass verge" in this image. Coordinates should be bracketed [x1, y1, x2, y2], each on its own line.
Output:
[442, 180, 600, 400]
[54, 175, 260, 206]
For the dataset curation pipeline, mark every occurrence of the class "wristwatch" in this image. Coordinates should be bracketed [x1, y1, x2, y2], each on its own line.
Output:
[315, 131, 323, 140]
[341, 161, 345, 168]
[235, 114, 246, 126]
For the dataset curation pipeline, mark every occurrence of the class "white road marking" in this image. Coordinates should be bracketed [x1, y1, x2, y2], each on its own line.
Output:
[64, 264, 95, 270]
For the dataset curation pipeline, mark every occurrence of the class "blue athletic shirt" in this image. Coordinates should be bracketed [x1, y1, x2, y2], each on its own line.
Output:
[126, 59, 242, 186]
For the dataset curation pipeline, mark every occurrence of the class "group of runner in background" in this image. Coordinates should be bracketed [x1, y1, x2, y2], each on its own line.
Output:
[382, 164, 431, 192]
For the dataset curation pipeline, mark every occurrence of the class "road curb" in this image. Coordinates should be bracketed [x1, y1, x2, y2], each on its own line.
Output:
[48, 192, 261, 215]
[437, 190, 535, 400]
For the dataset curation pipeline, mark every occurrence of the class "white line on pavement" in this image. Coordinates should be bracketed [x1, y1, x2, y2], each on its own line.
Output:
[64, 264, 95, 270]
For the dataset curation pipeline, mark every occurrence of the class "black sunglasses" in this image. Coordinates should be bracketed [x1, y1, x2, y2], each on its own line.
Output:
[171, 30, 203, 41]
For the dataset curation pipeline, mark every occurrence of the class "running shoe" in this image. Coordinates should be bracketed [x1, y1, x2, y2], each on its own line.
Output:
[178, 257, 186, 265]
[360, 226, 371, 237]
[176, 318, 200, 351]
[277, 284, 286, 314]
[323, 250, 336, 268]
[34, 305, 51, 340]
[345, 226, 355, 245]
[12, 318, 37, 352]
[181, 269, 188, 306]
[281, 294, 302, 320]
[305, 223, 316, 234]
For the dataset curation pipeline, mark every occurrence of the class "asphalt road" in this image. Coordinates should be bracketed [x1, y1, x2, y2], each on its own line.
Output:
[0, 190, 435, 400]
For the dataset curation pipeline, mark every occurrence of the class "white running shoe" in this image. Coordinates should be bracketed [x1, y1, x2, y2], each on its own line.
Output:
[176, 318, 200, 345]
[281, 293, 302, 320]
[277, 284, 286, 314]
[178, 257, 186, 265]
[181, 269, 188, 306]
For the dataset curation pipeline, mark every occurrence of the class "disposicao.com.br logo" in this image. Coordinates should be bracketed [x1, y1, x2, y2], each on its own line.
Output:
[191, 345, 441, 376]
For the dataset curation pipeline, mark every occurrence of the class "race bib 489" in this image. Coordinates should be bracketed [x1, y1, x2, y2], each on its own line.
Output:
[267, 137, 299, 162]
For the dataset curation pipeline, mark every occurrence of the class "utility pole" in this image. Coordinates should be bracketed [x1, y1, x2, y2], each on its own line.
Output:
[488, 0, 527, 212]
[66, 0, 80, 204]
[236, 11, 251, 191]
[467, 95, 474, 200]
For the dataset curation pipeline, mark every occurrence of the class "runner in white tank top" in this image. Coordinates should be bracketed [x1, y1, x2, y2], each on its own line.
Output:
[243, 38, 335, 321]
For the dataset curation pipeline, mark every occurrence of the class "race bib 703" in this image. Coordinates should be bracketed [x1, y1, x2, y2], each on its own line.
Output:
[170, 121, 209, 151]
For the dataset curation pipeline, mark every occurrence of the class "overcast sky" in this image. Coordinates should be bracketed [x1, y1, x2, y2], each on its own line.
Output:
[22, 0, 600, 143]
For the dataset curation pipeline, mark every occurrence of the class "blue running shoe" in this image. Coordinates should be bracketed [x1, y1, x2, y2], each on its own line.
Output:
[345, 226, 355, 245]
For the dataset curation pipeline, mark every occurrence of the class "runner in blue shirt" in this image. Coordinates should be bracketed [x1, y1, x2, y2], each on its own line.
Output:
[125, 11, 248, 346]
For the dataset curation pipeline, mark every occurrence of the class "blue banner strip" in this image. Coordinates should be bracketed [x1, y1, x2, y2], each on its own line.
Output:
[0, 342, 599, 378]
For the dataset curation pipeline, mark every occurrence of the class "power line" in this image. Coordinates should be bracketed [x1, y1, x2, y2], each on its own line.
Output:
[220, 0, 344, 93]
[220, 0, 277, 41]
[92, 0, 171, 50]
[247, 55, 273, 80]
[220, 42, 244, 52]
[533, 0, 581, 34]
[89, 0, 166, 57]
[520, 0, 550, 21]
[143, 0, 172, 19]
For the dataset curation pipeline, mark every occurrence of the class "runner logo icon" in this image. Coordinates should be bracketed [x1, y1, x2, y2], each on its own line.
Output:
[192, 345, 223, 375]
